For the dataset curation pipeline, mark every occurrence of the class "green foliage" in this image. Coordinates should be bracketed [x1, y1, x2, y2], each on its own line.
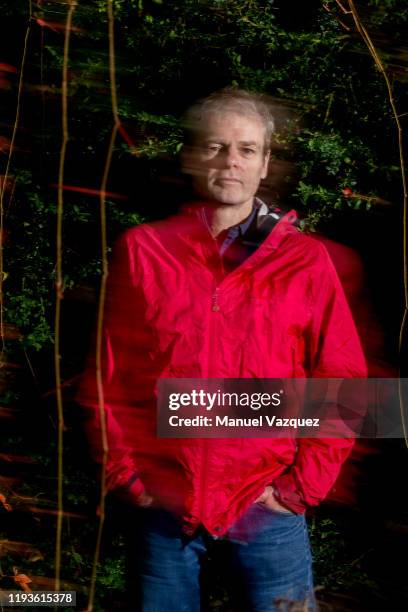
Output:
[97, 555, 126, 591]
[309, 515, 379, 593]
[0, 0, 405, 352]
[2, 169, 145, 352]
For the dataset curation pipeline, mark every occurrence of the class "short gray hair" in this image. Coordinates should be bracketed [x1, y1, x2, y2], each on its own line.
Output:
[182, 87, 275, 153]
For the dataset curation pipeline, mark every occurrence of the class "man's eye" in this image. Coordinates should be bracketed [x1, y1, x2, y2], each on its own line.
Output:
[206, 145, 222, 152]
[241, 148, 256, 156]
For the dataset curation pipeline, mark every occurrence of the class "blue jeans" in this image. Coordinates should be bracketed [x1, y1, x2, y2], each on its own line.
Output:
[126, 503, 316, 612]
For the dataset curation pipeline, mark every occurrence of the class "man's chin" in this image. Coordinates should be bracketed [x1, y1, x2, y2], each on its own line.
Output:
[206, 190, 247, 207]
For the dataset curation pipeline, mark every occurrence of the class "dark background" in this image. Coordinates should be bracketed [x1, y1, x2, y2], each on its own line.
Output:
[0, 1, 407, 609]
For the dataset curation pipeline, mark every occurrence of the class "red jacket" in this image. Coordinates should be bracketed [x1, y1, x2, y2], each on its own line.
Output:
[78, 204, 367, 536]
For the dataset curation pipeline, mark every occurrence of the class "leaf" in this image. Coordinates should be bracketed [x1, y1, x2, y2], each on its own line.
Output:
[0, 493, 12, 512]
[13, 571, 32, 592]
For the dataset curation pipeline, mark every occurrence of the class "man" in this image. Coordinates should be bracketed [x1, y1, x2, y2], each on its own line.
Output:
[79, 88, 367, 611]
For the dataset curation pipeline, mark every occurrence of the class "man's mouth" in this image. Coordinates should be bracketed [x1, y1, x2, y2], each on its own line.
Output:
[215, 178, 242, 184]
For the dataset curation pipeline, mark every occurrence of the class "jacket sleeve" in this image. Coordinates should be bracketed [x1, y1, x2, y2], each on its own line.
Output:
[76, 229, 148, 503]
[273, 242, 368, 514]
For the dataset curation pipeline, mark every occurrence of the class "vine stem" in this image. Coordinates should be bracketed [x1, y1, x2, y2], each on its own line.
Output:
[347, 0, 407, 447]
[0, 0, 32, 354]
[86, 1, 119, 609]
[55, 0, 77, 592]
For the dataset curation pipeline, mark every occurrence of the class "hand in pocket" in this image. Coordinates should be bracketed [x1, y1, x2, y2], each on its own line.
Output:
[254, 485, 294, 514]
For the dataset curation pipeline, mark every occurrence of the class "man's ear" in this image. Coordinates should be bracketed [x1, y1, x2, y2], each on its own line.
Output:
[261, 150, 271, 179]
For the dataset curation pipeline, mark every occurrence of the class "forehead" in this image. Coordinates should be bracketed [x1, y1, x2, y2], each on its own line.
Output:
[195, 111, 266, 144]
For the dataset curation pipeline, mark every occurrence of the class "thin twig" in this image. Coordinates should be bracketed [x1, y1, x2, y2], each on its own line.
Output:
[0, 1, 32, 354]
[54, 0, 77, 592]
[323, 4, 351, 32]
[86, 1, 119, 609]
[335, 0, 351, 15]
[323, 92, 334, 124]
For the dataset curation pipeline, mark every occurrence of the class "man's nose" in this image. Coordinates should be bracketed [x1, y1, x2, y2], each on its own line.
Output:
[222, 147, 239, 167]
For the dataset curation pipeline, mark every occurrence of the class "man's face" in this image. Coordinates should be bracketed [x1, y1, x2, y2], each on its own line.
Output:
[183, 112, 270, 208]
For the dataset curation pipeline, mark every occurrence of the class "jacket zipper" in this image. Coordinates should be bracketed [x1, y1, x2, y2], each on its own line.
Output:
[199, 208, 228, 528]
[206, 228, 224, 376]
[200, 283, 220, 526]
[207, 283, 220, 380]
[200, 233, 225, 527]
[212, 286, 220, 312]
